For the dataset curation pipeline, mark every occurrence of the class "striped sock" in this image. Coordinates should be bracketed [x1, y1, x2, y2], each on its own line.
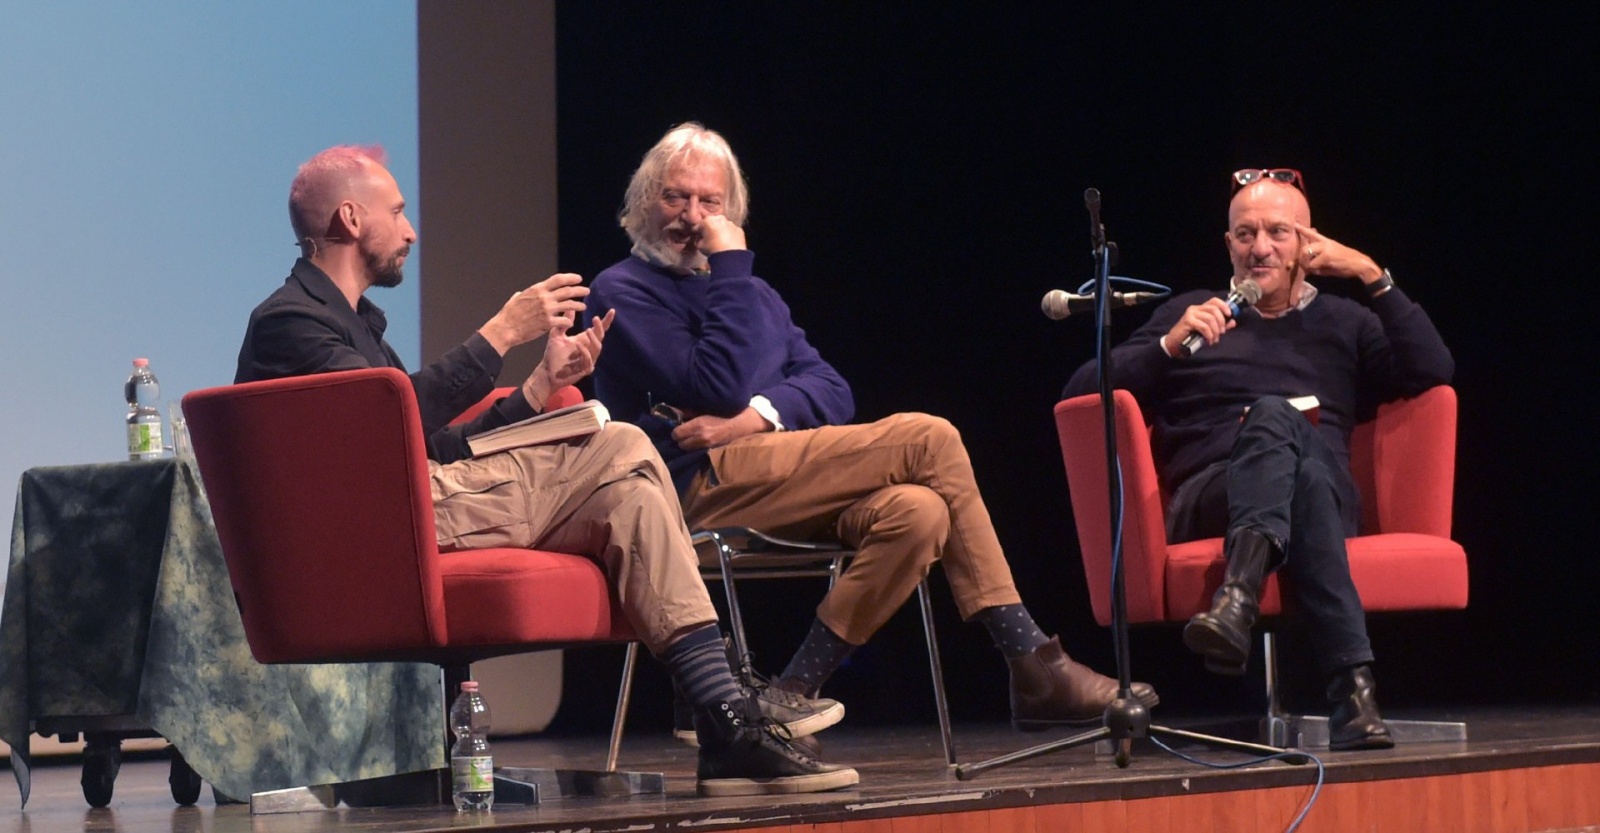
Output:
[974, 603, 1050, 658]
[776, 618, 856, 694]
[660, 625, 744, 710]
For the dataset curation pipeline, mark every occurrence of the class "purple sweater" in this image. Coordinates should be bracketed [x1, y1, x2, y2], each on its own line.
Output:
[1063, 286, 1454, 495]
[588, 250, 854, 494]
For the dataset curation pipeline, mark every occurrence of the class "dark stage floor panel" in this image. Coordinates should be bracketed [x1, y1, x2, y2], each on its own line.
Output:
[3, 704, 1598, 833]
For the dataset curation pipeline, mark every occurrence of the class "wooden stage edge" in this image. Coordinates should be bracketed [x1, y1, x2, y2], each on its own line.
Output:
[4, 705, 1600, 833]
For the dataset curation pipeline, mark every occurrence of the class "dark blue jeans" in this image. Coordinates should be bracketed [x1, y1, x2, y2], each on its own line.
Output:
[1166, 396, 1373, 678]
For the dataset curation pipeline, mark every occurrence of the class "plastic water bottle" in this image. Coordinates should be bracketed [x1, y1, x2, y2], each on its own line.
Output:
[449, 681, 494, 811]
[125, 358, 164, 461]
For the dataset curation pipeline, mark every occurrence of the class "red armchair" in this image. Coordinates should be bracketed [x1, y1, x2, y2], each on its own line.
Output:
[1054, 385, 1468, 746]
[183, 368, 653, 808]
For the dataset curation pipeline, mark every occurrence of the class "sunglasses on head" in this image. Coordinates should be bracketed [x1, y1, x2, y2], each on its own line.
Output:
[1232, 168, 1306, 194]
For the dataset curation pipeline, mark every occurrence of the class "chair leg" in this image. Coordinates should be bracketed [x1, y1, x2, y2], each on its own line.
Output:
[712, 532, 755, 682]
[605, 642, 639, 773]
[1261, 632, 1292, 747]
[1257, 631, 1467, 748]
[915, 580, 957, 766]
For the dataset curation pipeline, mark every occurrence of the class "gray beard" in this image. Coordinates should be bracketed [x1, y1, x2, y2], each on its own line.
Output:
[631, 238, 706, 275]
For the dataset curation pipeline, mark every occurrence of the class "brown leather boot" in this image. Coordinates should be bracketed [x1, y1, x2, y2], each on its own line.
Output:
[1008, 637, 1160, 731]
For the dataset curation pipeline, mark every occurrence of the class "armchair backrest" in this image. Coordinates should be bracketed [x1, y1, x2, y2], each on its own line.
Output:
[1055, 385, 1459, 627]
[1348, 385, 1456, 537]
[1055, 390, 1172, 626]
[184, 368, 448, 663]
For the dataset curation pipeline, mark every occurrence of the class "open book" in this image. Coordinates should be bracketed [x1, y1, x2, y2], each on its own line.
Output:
[466, 400, 611, 457]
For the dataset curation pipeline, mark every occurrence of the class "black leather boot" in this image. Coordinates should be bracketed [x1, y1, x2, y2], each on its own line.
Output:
[1182, 527, 1277, 675]
[1327, 664, 1394, 750]
[693, 696, 859, 796]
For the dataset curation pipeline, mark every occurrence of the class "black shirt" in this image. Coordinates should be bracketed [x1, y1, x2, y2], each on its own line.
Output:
[235, 258, 536, 463]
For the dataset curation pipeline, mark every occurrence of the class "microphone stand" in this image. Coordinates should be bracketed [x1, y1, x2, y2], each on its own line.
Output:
[954, 190, 1301, 779]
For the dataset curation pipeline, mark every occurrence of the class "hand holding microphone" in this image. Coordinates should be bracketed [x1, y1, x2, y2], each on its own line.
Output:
[1171, 280, 1262, 357]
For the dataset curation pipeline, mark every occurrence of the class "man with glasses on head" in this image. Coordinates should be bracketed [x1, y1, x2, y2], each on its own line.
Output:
[1063, 168, 1454, 749]
[235, 144, 860, 797]
[586, 123, 1158, 747]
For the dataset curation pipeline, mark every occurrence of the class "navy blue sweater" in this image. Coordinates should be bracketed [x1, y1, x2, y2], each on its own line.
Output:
[1063, 286, 1454, 495]
[587, 251, 854, 494]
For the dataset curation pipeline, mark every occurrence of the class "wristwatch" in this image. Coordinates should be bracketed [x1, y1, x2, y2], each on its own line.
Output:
[1367, 268, 1395, 298]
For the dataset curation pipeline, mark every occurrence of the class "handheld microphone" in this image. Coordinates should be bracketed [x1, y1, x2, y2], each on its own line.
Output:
[1040, 289, 1163, 320]
[1178, 279, 1263, 357]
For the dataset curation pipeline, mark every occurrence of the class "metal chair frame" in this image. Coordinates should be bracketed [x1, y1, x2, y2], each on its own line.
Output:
[690, 527, 957, 767]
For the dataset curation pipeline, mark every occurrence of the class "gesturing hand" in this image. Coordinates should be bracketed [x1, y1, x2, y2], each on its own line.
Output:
[521, 309, 616, 409]
[481, 273, 590, 354]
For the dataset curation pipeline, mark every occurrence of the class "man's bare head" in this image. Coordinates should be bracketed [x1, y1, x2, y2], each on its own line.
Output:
[288, 144, 415, 288]
[288, 144, 389, 255]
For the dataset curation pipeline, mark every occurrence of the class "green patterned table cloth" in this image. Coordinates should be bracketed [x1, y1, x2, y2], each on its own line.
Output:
[1, 459, 442, 806]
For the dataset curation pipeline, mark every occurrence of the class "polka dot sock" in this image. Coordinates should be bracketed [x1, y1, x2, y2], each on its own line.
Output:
[974, 603, 1050, 658]
[775, 618, 857, 695]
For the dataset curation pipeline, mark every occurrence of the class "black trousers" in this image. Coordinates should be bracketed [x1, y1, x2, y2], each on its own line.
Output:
[1166, 396, 1373, 679]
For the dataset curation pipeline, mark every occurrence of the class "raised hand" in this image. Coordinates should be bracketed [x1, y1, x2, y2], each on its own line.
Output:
[695, 214, 747, 256]
[521, 309, 615, 409]
[481, 273, 590, 353]
[1295, 223, 1383, 283]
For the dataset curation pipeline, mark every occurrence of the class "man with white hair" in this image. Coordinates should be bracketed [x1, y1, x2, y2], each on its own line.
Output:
[235, 144, 859, 796]
[587, 124, 1157, 745]
[1063, 168, 1454, 749]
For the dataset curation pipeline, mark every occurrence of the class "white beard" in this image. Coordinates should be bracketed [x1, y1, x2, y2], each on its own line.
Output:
[631, 236, 707, 275]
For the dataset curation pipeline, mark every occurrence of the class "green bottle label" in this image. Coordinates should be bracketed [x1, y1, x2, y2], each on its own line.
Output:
[128, 423, 163, 455]
[452, 755, 493, 793]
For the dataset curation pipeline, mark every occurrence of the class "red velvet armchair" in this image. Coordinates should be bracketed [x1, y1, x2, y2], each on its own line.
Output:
[183, 367, 652, 808]
[1054, 385, 1469, 746]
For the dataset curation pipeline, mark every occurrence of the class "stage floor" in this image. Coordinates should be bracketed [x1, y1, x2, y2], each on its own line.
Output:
[4, 704, 1599, 832]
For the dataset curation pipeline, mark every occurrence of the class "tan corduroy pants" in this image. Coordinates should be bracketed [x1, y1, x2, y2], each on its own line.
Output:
[682, 412, 1022, 645]
[428, 422, 717, 654]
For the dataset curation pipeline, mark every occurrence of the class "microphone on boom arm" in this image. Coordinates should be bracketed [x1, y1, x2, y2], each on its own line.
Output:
[1040, 289, 1163, 320]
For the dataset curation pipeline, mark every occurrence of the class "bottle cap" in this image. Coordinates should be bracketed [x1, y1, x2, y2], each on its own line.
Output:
[460, 681, 479, 693]
[133, 358, 149, 367]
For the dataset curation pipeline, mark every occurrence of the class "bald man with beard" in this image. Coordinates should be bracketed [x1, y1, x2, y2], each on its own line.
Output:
[1064, 168, 1454, 750]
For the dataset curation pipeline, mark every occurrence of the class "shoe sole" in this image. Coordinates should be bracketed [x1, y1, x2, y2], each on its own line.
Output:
[677, 701, 845, 748]
[1329, 732, 1395, 751]
[697, 767, 860, 797]
[782, 700, 845, 738]
[1182, 621, 1249, 675]
[1011, 691, 1162, 732]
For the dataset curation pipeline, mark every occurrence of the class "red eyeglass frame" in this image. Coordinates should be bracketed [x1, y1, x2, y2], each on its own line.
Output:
[1232, 168, 1306, 194]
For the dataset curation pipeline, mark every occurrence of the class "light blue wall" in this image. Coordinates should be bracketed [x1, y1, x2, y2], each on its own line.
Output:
[0, 2, 420, 509]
